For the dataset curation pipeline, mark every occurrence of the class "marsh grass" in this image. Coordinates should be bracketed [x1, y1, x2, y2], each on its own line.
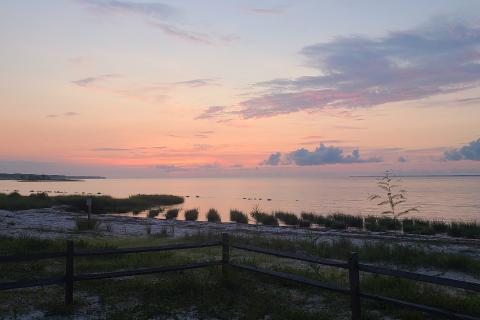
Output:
[184, 209, 199, 221]
[0, 192, 184, 213]
[148, 208, 164, 218]
[206, 208, 221, 222]
[2, 190, 479, 238]
[250, 207, 278, 226]
[230, 209, 248, 224]
[165, 208, 179, 220]
[274, 211, 299, 226]
[300, 211, 480, 238]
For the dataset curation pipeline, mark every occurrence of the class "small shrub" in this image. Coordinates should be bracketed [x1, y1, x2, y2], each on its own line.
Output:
[230, 209, 248, 224]
[74, 218, 100, 231]
[184, 209, 199, 221]
[165, 208, 179, 220]
[206, 208, 221, 222]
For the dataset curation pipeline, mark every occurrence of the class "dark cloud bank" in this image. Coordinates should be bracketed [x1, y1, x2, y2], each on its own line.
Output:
[261, 144, 382, 166]
[444, 138, 480, 161]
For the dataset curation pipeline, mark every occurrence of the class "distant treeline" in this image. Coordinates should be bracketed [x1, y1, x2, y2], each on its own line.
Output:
[0, 173, 105, 181]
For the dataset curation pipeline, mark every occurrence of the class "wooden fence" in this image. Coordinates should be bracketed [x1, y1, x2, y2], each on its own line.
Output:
[1, 233, 479, 320]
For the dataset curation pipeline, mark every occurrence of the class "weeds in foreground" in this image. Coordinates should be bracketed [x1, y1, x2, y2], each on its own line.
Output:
[0, 235, 478, 320]
[368, 171, 418, 233]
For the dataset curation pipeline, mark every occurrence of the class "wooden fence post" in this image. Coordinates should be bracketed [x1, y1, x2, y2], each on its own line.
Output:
[65, 240, 74, 306]
[222, 233, 230, 276]
[349, 252, 361, 320]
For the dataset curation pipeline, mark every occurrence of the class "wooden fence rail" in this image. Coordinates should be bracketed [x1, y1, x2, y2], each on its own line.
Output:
[0, 233, 479, 320]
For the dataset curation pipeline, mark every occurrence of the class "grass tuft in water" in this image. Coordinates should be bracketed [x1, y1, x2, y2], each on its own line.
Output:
[184, 209, 199, 221]
[206, 208, 221, 222]
[230, 209, 248, 224]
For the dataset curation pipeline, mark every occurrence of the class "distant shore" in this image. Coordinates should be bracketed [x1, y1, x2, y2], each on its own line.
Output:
[0, 173, 106, 182]
[350, 174, 480, 178]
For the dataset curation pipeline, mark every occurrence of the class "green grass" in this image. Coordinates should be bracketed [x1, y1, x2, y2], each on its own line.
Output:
[184, 209, 199, 221]
[206, 208, 221, 222]
[0, 235, 342, 319]
[0, 192, 184, 213]
[1, 234, 479, 319]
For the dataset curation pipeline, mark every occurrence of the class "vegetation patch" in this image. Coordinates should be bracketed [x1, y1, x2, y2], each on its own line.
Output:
[250, 207, 278, 226]
[230, 209, 248, 224]
[274, 211, 299, 226]
[165, 208, 179, 220]
[206, 208, 221, 222]
[147, 208, 164, 218]
[184, 209, 199, 221]
[0, 234, 478, 320]
[0, 192, 184, 213]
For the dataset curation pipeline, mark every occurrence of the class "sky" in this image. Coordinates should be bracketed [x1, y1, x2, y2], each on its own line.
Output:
[1, 0, 480, 177]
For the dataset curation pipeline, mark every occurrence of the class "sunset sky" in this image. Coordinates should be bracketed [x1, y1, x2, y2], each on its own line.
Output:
[1, 0, 480, 177]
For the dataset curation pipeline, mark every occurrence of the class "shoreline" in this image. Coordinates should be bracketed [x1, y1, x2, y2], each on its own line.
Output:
[2, 207, 479, 247]
[1, 208, 480, 293]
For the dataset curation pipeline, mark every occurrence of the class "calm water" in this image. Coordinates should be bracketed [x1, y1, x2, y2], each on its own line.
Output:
[1, 177, 479, 222]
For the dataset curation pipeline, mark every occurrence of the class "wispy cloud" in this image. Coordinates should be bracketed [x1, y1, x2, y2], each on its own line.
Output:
[443, 138, 480, 161]
[195, 106, 228, 119]
[261, 144, 382, 166]
[77, 0, 237, 44]
[78, 0, 176, 20]
[455, 97, 480, 104]
[201, 17, 480, 119]
[172, 78, 217, 87]
[246, 4, 290, 15]
[194, 130, 215, 138]
[72, 74, 120, 87]
[92, 146, 166, 152]
[260, 152, 282, 165]
[148, 22, 212, 44]
[46, 112, 80, 118]
[398, 156, 408, 163]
